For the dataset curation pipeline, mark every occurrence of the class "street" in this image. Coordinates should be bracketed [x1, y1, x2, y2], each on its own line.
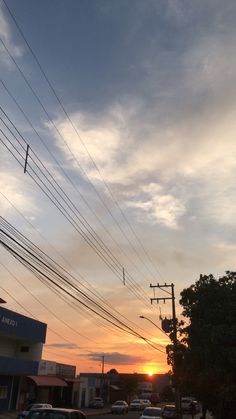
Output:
[90, 409, 211, 419]
[0, 406, 214, 419]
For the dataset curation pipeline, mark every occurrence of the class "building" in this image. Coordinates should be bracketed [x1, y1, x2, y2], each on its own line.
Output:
[0, 305, 79, 411]
[78, 372, 170, 406]
[35, 360, 78, 407]
[0, 305, 46, 411]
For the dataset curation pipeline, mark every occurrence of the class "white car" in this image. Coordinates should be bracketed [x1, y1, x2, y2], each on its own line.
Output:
[181, 397, 195, 413]
[111, 400, 129, 414]
[17, 404, 52, 418]
[129, 399, 144, 410]
[162, 405, 176, 418]
[141, 400, 152, 408]
[89, 397, 104, 408]
[140, 407, 162, 419]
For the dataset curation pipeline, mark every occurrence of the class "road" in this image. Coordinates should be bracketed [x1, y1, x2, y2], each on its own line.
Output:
[0, 407, 214, 419]
[91, 410, 206, 419]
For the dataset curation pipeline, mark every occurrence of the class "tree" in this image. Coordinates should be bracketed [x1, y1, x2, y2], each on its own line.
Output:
[118, 375, 139, 403]
[107, 368, 118, 374]
[179, 272, 236, 419]
[160, 384, 175, 402]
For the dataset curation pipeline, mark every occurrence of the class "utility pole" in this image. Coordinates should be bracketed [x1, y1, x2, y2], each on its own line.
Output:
[102, 355, 105, 375]
[150, 283, 182, 419]
[100, 355, 105, 400]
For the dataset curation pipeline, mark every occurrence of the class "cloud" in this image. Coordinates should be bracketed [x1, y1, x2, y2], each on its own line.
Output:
[0, 170, 38, 217]
[50, 102, 188, 229]
[0, 5, 23, 66]
[50, 86, 236, 230]
[45, 343, 80, 349]
[126, 183, 185, 229]
[45, 0, 236, 234]
[52, 100, 140, 184]
[85, 351, 146, 365]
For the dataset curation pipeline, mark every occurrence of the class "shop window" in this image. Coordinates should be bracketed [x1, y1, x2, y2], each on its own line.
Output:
[0, 386, 8, 399]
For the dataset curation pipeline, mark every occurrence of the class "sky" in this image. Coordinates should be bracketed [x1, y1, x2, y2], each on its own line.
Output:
[0, 0, 236, 375]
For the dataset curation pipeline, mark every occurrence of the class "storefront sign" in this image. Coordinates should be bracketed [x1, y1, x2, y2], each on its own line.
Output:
[0, 307, 47, 343]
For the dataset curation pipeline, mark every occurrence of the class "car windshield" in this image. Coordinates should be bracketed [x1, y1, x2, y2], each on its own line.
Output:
[114, 401, 125, 405]
[132, 400, 140, 403]
[143, 408, 161, 416]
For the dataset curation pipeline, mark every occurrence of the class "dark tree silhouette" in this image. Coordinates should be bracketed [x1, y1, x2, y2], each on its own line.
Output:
[178, 271, 236, 419]
[107, 368, 119, 374]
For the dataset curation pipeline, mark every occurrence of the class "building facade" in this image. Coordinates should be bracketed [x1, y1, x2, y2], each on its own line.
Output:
[78, 372, 170, 407]
[0, 306, 47, 411]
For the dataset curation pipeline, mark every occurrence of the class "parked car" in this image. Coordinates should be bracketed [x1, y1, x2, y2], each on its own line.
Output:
[140, 407, 162, 419]
[150, 394, 160, 405]
[192, 400, 200, 413]
[27, 408, 87, 419]
[140, 400, 151, 408]
[17, 404, 52, 418]
[130, 399, 144, 410]
[111, 400, 129, 414]
[162, 405, 177, 418]
[181, 397, 195, 413]
[88, 397, 104, 408]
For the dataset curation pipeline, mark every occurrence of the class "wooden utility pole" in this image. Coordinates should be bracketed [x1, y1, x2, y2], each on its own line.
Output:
[100, 355, 105, 400]
[150, 282, 182, 419]
[102, 355, 105, 375]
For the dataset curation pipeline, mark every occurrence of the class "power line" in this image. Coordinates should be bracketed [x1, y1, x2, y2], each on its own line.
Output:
[0, 137, 164, 347]
[0, 131, 129, 283]
[0, 260, 97, 344]
[0, 278, 78, 346]
[1, 79, 155, 291]
[0, 190, 155, 339]
[1, 223, 154, 344]
[0, 21, 161, 284]
[0, 219, 166, 353]
[0, 115, 152, 308]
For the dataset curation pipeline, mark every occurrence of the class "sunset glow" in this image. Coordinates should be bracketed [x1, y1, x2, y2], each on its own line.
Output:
[0, 0, 234, 376]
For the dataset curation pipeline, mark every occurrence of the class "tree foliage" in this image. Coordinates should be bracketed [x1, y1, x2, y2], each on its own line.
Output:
[107, 368, 118, 374]
[179, 271, 236, 419]
[118, 375, 139, 403]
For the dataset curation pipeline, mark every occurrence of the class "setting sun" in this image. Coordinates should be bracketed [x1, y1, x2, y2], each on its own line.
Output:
[148, 371, 153, 376]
